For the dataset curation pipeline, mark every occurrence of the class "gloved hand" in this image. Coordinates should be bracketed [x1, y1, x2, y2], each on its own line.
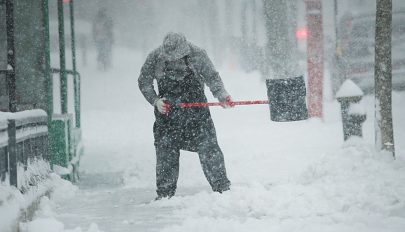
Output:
[154, 98, 171, 114]
[221, 95, 235, 108]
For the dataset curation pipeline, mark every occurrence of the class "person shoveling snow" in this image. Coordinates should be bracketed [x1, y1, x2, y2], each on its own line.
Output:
[138, 32, 233, 199]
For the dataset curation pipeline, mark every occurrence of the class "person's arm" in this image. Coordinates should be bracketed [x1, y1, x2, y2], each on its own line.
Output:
[199, 50, 230, 102]
[138, 53, 159, 106]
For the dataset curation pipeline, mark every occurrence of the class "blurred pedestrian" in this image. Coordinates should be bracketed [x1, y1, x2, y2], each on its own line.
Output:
[138, 32, 233, 199]
[92, 8, 114, 71]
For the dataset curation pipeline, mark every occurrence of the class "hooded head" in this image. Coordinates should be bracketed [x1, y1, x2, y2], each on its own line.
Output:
[162, 32, 191, 61]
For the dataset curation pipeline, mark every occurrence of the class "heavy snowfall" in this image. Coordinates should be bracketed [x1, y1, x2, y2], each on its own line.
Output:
[1, 0, 405, 231]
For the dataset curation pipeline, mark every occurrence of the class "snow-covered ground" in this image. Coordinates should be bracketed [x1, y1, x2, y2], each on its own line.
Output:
[21, 47, 405, 232]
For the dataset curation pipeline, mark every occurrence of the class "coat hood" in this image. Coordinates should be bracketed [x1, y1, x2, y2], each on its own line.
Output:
[161, 32, 191, 62]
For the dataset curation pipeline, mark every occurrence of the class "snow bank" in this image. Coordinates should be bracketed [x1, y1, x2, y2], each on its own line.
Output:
[0, 183, 23, 232]
[20, 196, 102, 232]
[22, 217, 103, 232]
[0, 159, 49, 231]
[153, 141, 405, 232]
[18, 164, 103, 232]
[0, 158, 78, 232]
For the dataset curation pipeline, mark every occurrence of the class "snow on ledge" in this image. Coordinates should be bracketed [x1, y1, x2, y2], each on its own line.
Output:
[1, 109, 46, 119]
[0, 110, 47, 123]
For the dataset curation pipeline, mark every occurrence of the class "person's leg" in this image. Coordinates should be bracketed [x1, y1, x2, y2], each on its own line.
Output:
[95, 42, 101, 66]
[105, 44, 112, 69]
[197, 140, 231, 193]
[155, 144, 180, 198]
[100, 45, 107, 70]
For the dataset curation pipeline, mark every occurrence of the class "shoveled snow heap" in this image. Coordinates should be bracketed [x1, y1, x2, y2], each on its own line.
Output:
[0, 162, 62, 232]
[153, 139, 405, 232]
[18, 175, 105, 232]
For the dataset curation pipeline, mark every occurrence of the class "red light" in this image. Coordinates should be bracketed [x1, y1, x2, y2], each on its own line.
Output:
[296, 27, 309, 40]
[63, 0, 70, 3]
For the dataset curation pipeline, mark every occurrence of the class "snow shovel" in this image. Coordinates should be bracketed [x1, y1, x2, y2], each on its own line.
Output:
[179, 75, 309, 122]
[265, 76, 308, 122]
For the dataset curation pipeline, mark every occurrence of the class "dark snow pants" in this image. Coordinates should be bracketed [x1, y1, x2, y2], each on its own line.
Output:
[155, 138, 231, 198]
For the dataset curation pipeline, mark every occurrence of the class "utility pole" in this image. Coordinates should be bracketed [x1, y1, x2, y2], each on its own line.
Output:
[305, 0, 324, 118]
[375, 0, 395, 157]
[331, 0, 341, 96]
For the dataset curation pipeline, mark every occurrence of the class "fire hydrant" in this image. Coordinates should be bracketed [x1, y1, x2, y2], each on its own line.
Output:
[336, 80, 367, 141]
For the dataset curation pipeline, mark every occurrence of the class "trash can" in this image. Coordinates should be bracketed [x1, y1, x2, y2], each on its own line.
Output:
[266, 76, 308, 122]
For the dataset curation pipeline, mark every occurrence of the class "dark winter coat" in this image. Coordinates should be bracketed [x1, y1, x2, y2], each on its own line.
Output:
[138, 43, 229, 151]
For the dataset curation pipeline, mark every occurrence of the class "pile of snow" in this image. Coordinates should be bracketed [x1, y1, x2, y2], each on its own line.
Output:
[23, 219, 102, 232]
[0, 158, 78, 232]
[150, 140, 405, 232]
[0, 183, 23, 232]
[17, 175, 93, 232]
[20, 197, 102, 232]
[16, 163, 102, 232]
[19, 181, 104, 232]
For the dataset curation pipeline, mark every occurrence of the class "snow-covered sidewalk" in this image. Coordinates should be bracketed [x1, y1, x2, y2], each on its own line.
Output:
[22, 48, 405, 232]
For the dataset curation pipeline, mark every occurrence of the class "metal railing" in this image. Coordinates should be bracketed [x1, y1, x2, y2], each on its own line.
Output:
[43, 0, 82, 181]
[51, 68, 81, 128]
[0, 110, 48, 189]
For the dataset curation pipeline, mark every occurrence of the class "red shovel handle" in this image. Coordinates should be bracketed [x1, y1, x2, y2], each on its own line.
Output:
[178, 100, 269, 108]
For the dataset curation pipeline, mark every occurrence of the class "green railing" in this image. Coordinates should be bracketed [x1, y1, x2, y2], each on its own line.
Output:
[45, 0, 83, 181]
[50, 68, 82, 128]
